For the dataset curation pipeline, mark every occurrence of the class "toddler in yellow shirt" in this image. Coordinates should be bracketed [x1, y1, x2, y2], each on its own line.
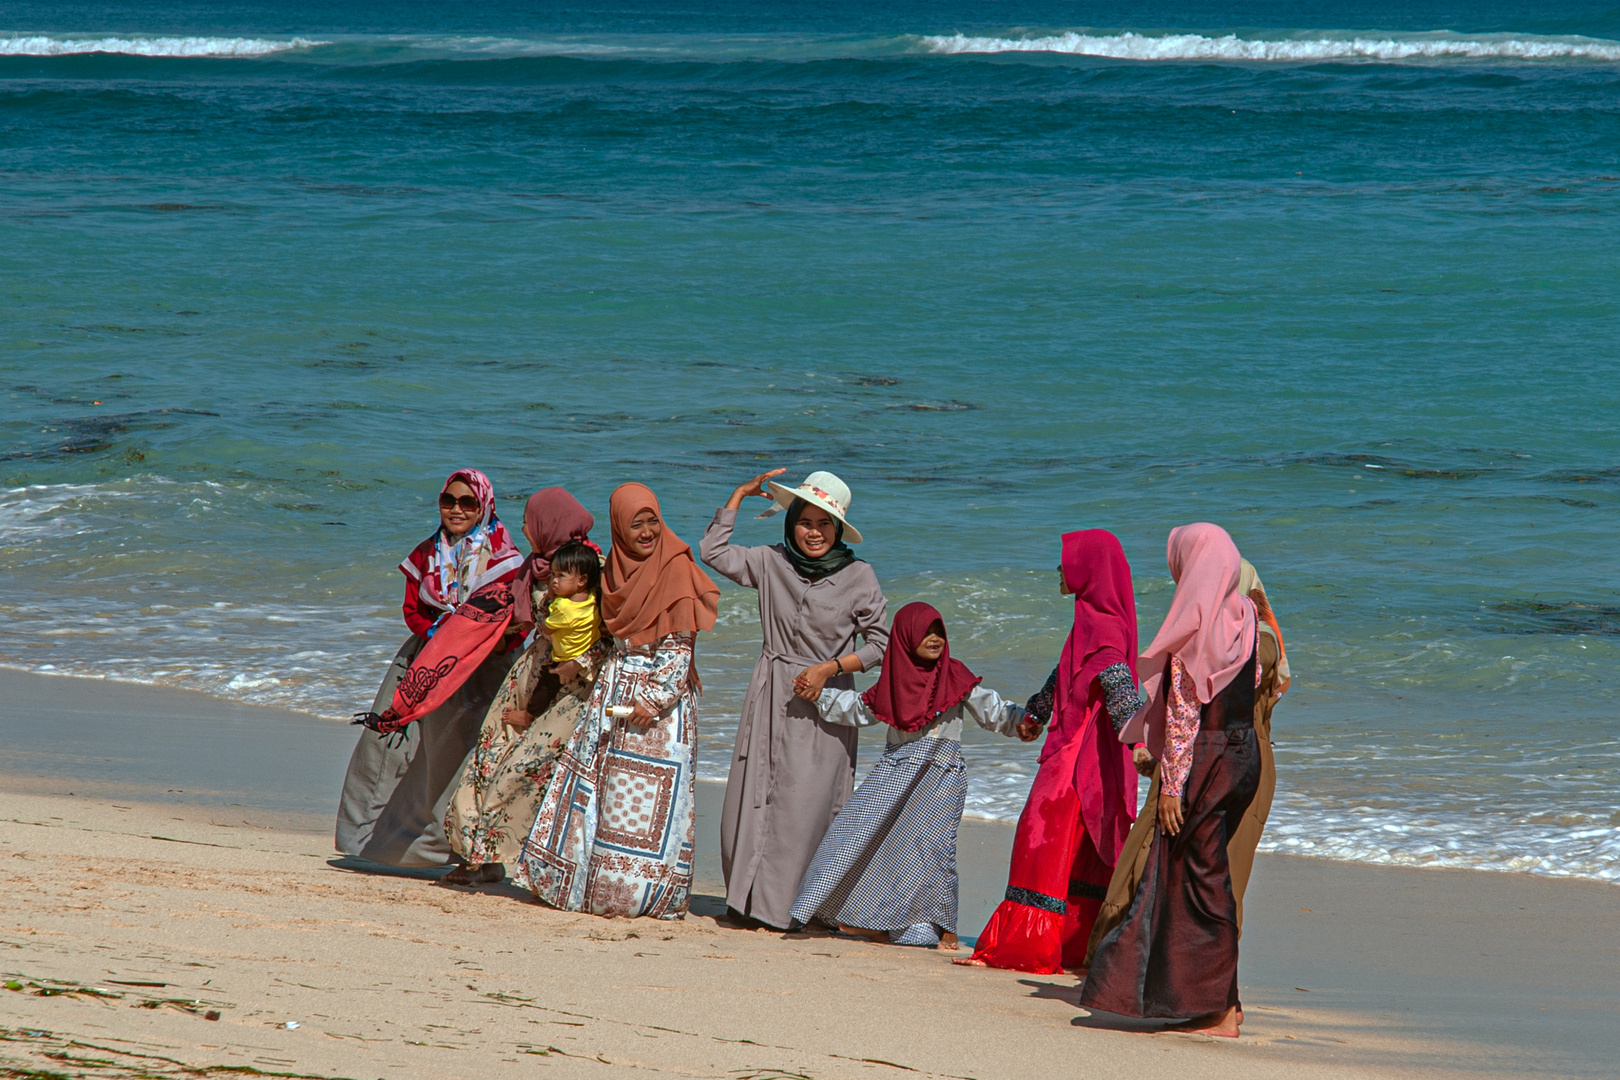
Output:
[542, 540, 602, 663]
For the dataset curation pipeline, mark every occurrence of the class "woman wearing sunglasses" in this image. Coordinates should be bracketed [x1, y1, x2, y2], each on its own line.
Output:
[337, 469, 526, 869]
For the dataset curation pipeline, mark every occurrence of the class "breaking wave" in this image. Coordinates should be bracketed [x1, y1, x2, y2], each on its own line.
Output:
[920, 30, 1620, 62]
[0, 35, 325, 57]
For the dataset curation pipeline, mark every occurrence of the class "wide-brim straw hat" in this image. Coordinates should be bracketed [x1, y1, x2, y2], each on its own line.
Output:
[762, 470, 863, 544]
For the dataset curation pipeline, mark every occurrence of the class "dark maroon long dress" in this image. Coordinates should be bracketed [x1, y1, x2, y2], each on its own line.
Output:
[1080, 645, 1260, 1019]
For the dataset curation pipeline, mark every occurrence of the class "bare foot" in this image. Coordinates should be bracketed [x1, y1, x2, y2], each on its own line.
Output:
[937, 932, 959, 951]
[1169, 1007, 1241, 1039]
[1236, 1005, 1245, 1026]
[837, 924, 890, 944]
[951, 956, 988, 967]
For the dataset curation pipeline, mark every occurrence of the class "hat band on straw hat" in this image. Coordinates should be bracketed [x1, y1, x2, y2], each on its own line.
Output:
[760, 470, 863, 543]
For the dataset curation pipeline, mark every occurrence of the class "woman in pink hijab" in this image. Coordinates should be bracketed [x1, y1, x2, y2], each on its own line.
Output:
[1081, 523, 1261, 1039]
[960, 530, 1141, 974]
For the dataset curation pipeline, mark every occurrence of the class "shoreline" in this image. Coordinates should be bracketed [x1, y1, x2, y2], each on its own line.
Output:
[6, 664, 1615, 886]
[3, 667, 1620, 1076]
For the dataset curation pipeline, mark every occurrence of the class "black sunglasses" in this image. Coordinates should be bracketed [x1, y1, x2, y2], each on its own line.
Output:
[438, 493, 481, 513]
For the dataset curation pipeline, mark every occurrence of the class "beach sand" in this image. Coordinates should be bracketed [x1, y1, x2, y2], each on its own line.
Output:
[2, 669, 1617, 1078]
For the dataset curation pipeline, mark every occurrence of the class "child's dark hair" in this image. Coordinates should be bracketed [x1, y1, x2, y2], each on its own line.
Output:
[551, 541, 602, 600]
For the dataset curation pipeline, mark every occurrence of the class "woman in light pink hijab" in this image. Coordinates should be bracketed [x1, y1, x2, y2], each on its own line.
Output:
[1083, 523, 1261, 1039]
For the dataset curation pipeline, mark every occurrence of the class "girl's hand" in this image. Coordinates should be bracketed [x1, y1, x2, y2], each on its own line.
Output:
[793, 661, 837, 701]
[1132, 746, 1155, 777]
[1015, 719, 1043, 742]
[724, 468, 788, 511]
[1158, 789, 1185, 836]
[550, 659, 582, 684]
[503, 708, 533, 731]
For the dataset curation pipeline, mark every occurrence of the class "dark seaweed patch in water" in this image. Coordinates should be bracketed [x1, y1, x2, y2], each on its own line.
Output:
[0, 408, 218, 463]
[1559, 498, 1598, 508]
[889, 400, 979, 412]
[1537, 466, 1620, 486]
[1490, 600, 1620, 637]
[853, 376, 900, 387]
[1279, 451, 1501, 480]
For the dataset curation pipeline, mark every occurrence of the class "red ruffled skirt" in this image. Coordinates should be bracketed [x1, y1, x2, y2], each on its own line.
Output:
[970, 747, 1115, 974]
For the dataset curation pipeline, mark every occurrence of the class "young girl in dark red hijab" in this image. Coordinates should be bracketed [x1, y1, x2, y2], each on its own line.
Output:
[789, 602, 1033, 949]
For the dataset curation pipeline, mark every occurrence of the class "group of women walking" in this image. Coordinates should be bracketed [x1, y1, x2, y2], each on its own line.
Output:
[335, 465, 1289, 1038]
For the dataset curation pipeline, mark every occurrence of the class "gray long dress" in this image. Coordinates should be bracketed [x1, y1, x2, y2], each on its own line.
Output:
[700, 508, 888, 928]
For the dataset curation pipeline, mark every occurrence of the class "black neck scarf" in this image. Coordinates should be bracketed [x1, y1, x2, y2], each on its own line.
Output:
[782, 498, 860, 580]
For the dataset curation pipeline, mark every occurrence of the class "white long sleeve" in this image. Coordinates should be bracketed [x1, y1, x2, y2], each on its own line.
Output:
[961, 685, 1025, 737]
[815, 687, 879, 727]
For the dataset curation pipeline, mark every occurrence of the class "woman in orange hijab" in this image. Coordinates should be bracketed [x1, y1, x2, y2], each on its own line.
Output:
[516, 483, 719, 920]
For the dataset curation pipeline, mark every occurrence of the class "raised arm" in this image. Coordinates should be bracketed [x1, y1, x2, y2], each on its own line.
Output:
[699, 469, 787, 587]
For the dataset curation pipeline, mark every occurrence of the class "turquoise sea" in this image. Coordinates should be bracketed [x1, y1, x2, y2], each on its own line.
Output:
[3, 0, 1617, 880]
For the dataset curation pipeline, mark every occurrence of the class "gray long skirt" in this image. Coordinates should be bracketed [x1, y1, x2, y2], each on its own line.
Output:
[334, 635, 515, 868]
[789, 736, 967, 940]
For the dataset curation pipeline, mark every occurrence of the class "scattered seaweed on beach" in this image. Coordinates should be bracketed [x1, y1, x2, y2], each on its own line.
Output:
[0, 1026, 357, 1079]
[4, 977, 123, 1002]
[133, 996, 223, 1017]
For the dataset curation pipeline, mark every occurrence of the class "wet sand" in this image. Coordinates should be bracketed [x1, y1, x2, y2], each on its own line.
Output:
[1, 668, 1617, 1078]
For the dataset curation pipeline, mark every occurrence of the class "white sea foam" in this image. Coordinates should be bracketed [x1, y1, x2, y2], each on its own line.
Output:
[0, 35, 325, 57]
[920, 31, 1620, 63]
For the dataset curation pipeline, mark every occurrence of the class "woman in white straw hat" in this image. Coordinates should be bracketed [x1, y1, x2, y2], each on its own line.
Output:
[700, 468, 890, 929]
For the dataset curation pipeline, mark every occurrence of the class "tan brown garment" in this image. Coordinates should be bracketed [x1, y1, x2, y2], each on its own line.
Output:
[1085, 628, 1280, 965]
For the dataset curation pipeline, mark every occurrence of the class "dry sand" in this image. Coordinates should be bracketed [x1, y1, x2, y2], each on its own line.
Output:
[1, 669, 1617, 1079]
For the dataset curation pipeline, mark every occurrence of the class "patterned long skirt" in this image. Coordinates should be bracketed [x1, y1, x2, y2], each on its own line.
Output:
[516, 635, 696, 919]
[444, 637, 594, 867]
[790, 737, 966, 942]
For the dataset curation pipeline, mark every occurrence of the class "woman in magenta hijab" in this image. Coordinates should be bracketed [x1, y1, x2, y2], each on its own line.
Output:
[961, 529, 1141, 974]
[1081, 523, 1260, 1038]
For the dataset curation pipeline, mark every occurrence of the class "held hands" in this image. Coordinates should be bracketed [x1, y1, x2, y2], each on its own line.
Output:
[1015, 718, 1043, 742]
[793, 660, 837, 701]
[550, 659, 582, 684]
[1158, 788, 1186, 837]
[1132, 745, 1155, 777]
[502, 708, 533, 731]
[725, 468, 787, 511]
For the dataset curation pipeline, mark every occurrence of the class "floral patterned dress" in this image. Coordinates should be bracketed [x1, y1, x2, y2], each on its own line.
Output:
[444, 590, 611, 867]
[516, 631, 697, 919]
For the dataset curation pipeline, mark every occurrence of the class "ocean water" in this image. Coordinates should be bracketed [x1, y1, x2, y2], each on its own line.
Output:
[3, 0, 1618, 881]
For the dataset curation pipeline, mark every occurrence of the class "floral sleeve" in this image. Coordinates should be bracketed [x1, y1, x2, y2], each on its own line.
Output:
[1098, 662, 1141, 735]
[1159, 654, 1202, 799]
[630, 632, 696, 716]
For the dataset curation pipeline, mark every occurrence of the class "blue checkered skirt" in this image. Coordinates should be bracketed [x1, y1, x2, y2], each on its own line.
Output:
[790, 735, 966, 935]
